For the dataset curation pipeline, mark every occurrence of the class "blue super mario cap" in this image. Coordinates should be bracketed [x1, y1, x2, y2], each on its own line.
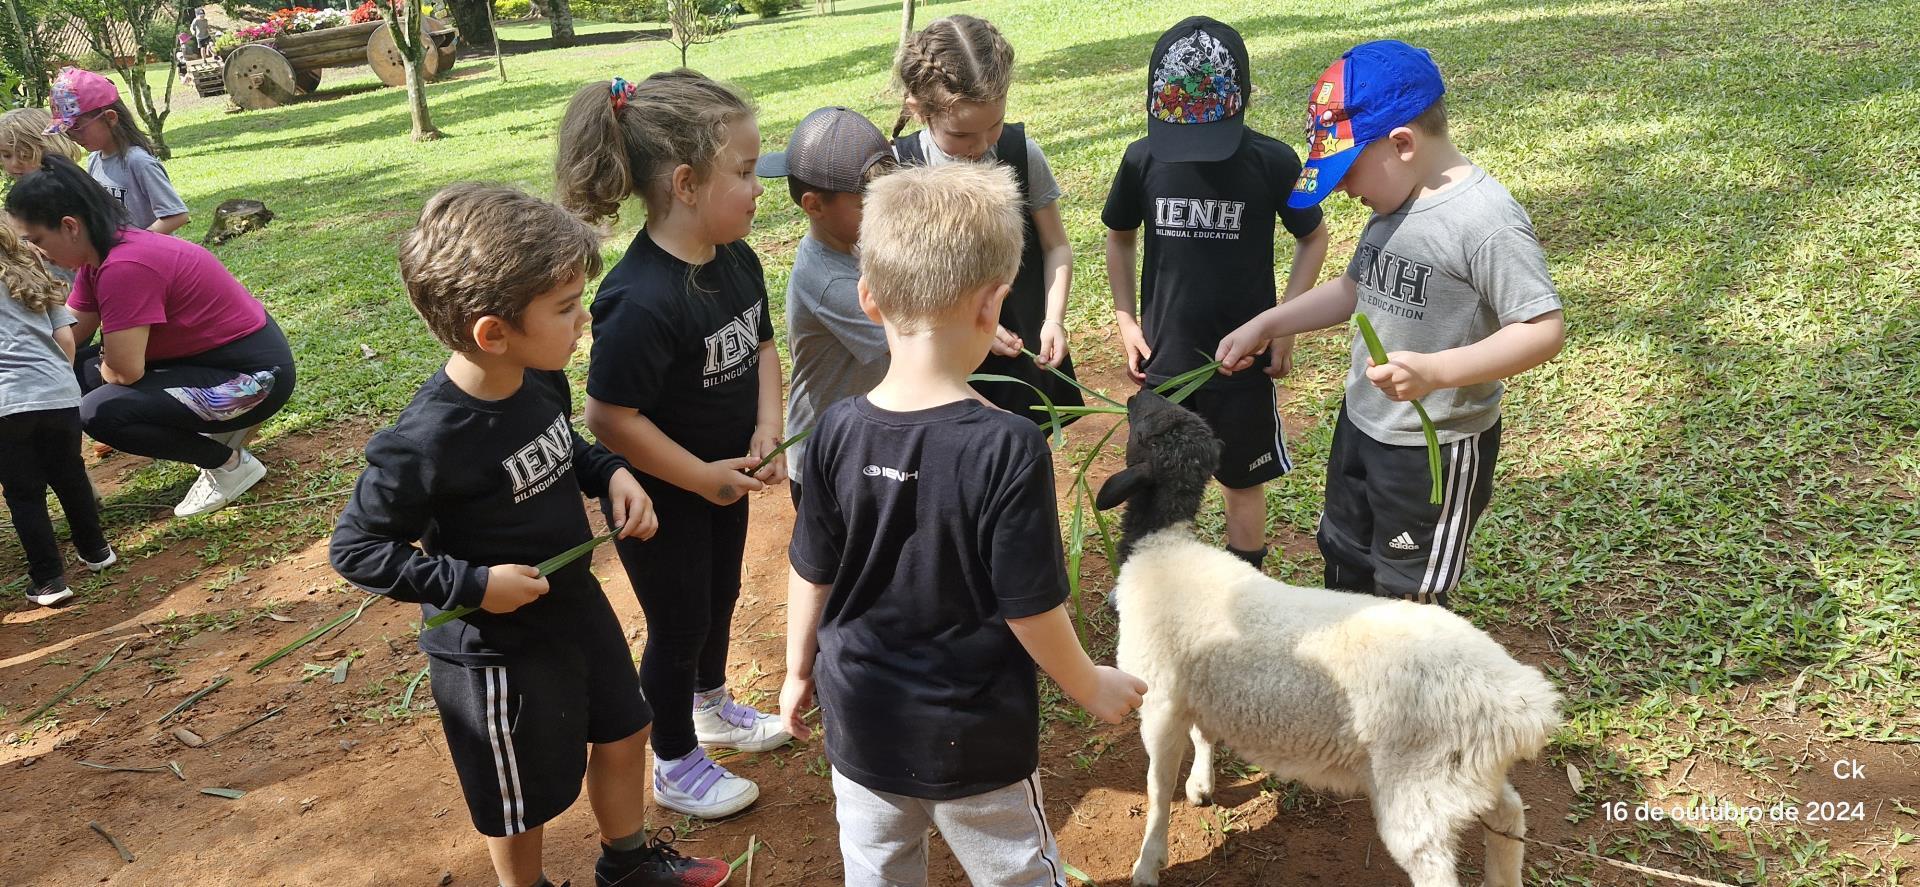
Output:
[1288, 40, 1446, 209]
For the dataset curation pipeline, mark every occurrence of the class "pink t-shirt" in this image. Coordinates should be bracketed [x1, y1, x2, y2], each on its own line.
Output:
[68, 228, 266, 362]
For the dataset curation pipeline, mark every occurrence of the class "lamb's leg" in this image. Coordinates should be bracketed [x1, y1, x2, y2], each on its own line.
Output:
[1480, 781, 1526, 887]
[1185, 724, 1215, 807]
[1131, 705, 1189, 887]
[1372, 786, 1463, 887]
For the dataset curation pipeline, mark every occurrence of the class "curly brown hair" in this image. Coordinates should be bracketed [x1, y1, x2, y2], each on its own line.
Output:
[0, 223, 70, 314]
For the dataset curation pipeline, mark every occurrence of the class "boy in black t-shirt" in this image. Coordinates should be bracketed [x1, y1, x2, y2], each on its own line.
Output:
[782, 163, 1147, 887]
[329, 185, 729, 887]
[1104, 16, 1330, 570]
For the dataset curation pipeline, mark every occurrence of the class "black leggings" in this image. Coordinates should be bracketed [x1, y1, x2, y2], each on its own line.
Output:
[605, 478, 749, 761]
[0, 408, 108, 586]
[77, 317, 297, 470]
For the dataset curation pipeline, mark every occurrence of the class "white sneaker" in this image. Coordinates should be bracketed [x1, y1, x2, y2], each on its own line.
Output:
[693, 690, 793, 753]
[79, 546, 116, 572]
[173, 451, 266, 517]
[653, 747, 759, 819]
[26, 578, 74, 607]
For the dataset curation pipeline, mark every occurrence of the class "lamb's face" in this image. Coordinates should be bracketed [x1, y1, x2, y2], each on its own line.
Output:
[1096, 391, 1221, 556]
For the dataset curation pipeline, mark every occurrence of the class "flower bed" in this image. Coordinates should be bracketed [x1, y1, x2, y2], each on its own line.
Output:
[211, 6, 367, 57]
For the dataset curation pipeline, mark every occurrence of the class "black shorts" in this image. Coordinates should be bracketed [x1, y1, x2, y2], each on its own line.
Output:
[428, 593, 649, 837]
[1177, 379, 1293, 489]
[1317, 404, 1501, 608]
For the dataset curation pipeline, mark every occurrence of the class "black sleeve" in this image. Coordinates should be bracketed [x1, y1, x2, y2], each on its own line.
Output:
[585, 288, 680, 412]
[1262, 137, 1324, 239]
[983, 446, 1071, 619]
[329, 431, 489, 611]
[1101, 141, 1146, 232]
[787, 419, 843, 585]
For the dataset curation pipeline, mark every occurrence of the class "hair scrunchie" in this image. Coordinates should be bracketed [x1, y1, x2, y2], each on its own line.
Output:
[610, 77, 637, 111]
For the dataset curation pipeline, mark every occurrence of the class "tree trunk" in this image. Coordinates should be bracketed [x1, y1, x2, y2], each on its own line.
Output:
[389, 0, 441, 140]
[530, 0, 549, 15]
[405, 58, 439, 140]
[443, 0, 494, 49]
[117, 65, 172, 160]
[548, 0, 575, 47]
[896, 0, 913, 59]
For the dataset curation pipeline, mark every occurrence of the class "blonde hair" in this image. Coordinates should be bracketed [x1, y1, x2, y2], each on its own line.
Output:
[858, 163, 1022, 331]
[0, 223, 70, 314]
[554, 69, 755, 227]
[892, 14, 1015, 138]
[0, 109, 87, 171]
[398, 183, 605, 353]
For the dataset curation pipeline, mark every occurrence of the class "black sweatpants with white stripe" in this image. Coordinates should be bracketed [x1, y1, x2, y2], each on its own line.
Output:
[1317, 404, 1500, 609]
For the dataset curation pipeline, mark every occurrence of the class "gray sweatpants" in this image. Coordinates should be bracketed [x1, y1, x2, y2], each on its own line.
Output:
[832, 768, 1066, 887]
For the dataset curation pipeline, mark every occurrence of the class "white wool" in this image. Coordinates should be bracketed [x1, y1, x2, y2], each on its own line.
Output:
[1116, 526, 1561, 887]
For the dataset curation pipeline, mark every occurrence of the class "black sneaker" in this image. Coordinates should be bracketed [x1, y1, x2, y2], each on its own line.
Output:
[595, 828, 731, 886]
[27, 577, 74, 607]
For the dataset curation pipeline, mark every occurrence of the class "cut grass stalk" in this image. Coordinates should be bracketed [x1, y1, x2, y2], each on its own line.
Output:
[423, 532, 616, 629]
[204, 706, 285, 746]
[401, 665, 430, 710]
[1353, 313, 1442, 505]
[968, 372, 1068, 448]
[77, 760, 170, 774]
[88, 821, 134, 863]
[157, 675, 230, 724]
[18, 641, 127, 724]
[749, 427, 812, 476]
[1019, 347, 1124, 407]
[250, 596, 376, 673]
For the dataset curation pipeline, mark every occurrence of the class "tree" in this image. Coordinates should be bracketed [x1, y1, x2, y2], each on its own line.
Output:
[663, 0, 726, 68]
[385, 0, 439, 140]
[65, 0, 185, 158]
[440, 0, 490, 50]
[545, 0, 572, 48]
[895, 0, 910, 65]
[0, 0, 55, 107]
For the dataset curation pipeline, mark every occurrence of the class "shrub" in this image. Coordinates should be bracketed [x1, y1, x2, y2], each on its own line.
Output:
[493, 0, 530, 16]
[739, 0, 794, 16]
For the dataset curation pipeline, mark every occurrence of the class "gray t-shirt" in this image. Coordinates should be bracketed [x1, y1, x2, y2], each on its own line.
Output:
[910, 130, 1062, 211]
[89, 146, 189, 230]
[785, 234, 889, 484]
[1343, 167, 1561, 446]
[0, 288, 81, 419]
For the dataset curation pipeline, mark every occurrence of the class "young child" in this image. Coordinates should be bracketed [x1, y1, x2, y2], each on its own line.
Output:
[556, 71, 791, 820]
[0, 109, 87, 179]
[46, 67, 190, 236]
[755, 105, 895, 510]
[781, 161, 1148, 887]
[328, 183, 729, 887]
[0, 223, 114, 607]
[1104, 16, 1331, 570]
[1217, 40, 1566, 607]
[890, 14, 1084, 423]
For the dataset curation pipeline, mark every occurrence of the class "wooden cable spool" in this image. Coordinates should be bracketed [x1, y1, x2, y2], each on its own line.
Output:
[366, 16, 456, 88]
[222, 43, 301, 110]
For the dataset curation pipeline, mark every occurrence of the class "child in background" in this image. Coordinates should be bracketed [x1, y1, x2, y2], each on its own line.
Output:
[782, 162, 1146, 887]
[47, 67, 190, 236]
[1216, 40, 1566, 608]
[0, 109, 88, 178]
[1104, 17, 1330, 569]
[556, 70, 791, 821]
[0, 222, 114, 607]
[890, 14, 1084, 423]
[755, 106, 895, 510]
[330, 183, 729, 887]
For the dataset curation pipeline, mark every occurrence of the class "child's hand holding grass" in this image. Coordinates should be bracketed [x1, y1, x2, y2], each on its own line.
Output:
[606, 468, 657, 541]
[481, 564, 549, 614]
[1115, 314, 1153, 382]
[990, 324, 1024, 358]
[705, 457, 766, 506]
[748, 425, 788, 485]
[1214, 321, 1274, 375]
[1364, 350, 1439, 402]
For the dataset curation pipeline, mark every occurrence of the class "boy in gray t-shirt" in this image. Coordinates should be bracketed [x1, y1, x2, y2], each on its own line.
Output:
[756, 107, 897, 508]
[1217, 40, 1566, 608]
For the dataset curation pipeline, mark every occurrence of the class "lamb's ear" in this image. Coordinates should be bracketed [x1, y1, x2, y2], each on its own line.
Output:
[1095, 465, 1150, 511]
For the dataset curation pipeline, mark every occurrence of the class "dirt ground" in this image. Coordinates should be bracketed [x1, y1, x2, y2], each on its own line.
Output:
[1, 361, 1911, 886]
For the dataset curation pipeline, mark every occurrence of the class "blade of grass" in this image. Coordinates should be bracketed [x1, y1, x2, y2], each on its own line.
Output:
[1150, 357, 1226, 403]
[401, 665, 430, 710]
[968, 372, 1067, 448]
[1061, 859, 1093, 884]
[1026, 404, 1127, 417]
[157, 675, 230, 724]
[1065, 475, 1086, 638]
[204, 706, 284, 746]
[18, 641, 127, 724]
[424, 533, 616, 630]
[250, 596, 375, 673]
[77, 760, 170, 774]
[89, 821, 134, 863]
[1162, 359, 1223, 406]
[749, 427, 812, 476]
[199, 787, 246, 799]
[1353, 313, 1443, 505]
[1019, 347, 1124, 407]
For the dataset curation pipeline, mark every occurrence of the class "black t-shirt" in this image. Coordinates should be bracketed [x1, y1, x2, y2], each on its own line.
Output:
[330, 369, 631, 664]
[1102, 129, 1324, 387]
[789, 397, 1070, 799]
[586, 229, 773, 463]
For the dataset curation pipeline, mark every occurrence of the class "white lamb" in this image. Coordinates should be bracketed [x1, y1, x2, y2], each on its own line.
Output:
[1093, 391, 1562, 887]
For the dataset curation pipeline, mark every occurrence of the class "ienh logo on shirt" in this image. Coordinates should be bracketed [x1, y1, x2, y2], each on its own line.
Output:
[702, 305, 761, 388]
[503, 415, 574, 503]
[1354, 242, 1434, 321]
[1153, 197, 1246, 240]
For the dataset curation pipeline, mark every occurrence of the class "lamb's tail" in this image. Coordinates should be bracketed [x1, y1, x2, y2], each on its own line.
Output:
[1463, 660, 1562, 776]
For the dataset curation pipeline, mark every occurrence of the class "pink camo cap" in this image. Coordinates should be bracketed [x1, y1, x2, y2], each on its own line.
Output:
[47, 67, 119, 134]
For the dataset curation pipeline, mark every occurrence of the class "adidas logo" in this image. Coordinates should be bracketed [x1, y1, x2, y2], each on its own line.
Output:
[1388, 532, 1418, 551]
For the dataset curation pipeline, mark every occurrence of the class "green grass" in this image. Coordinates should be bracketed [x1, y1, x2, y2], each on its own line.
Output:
[35, 0, 1920, 882]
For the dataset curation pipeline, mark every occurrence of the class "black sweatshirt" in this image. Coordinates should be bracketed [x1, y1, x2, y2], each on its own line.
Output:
[330, 369, 630, 663]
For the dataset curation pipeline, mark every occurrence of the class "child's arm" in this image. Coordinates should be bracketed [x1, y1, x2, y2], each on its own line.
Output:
[747, 339, 787, 484]
[329, 432, 548, 615]
[129, 152, 189, 236]
[1366, 309, 1565, 401]
[1215, 275, 1359, 374]
[1106, 227, 1151, 383]
[52, 322, 76, 363]
[585, 397, 765, 507]
[1032, 202, 1073, 368]
[1007, 605, 1147, 723]
[780, 566, 828, 740]
[571, 431, 656, 542]
[1269, 221, 1332, 379]
[148, 214, 189, 236]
